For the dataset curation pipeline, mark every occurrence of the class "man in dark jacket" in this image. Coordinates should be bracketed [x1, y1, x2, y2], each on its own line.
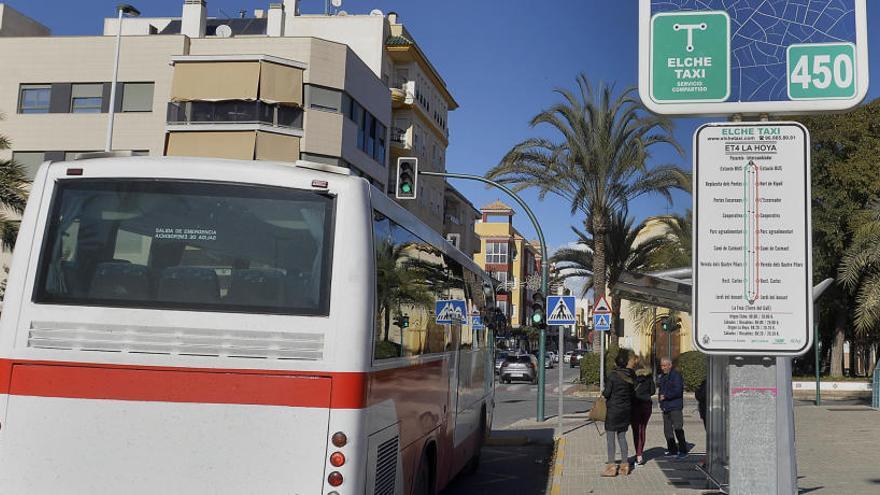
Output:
[658, 357, 688, 458]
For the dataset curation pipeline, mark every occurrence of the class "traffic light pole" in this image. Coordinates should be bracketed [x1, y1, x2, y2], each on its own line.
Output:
[420, 171, 550, 422]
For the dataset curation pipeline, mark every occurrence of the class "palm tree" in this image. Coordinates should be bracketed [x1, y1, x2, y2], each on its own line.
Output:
[552, 210, 670, 340]
[0, 114, 29, 250]
[838, 200, 880, 342]
[487, 75, 689, 346]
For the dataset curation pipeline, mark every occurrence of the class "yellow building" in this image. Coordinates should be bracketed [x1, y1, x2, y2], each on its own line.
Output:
[473, 200, 540, 328]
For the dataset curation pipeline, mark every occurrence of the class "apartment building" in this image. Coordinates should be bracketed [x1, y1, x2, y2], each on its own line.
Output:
[0, 1, 478, 254]
[473, 200, 541, 328]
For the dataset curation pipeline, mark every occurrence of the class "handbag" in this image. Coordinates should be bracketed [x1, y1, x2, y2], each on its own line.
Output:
[588, 396, 607, 422]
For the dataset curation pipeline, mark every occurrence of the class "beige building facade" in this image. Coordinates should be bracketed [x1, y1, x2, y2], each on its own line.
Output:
[0, 1, 478, 255]
[473, 201, 541, 328]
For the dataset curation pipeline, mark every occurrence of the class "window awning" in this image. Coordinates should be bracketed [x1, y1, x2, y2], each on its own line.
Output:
[165, 131, 257, 160]
[259, 61, 303, 106]
[170, 62, 261, 102]
[255, 131, 300, 161]
[170, 60, 304, 106]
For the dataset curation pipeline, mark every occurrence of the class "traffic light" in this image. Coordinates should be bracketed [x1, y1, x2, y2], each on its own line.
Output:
[393, 314, 410, 329]
[395, 157, 418, 199]
[531, 292, 545, 328]
[661, 316, 681, 332]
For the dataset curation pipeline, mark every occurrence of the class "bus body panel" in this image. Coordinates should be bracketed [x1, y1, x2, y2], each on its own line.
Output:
[0, 394, 330, 494]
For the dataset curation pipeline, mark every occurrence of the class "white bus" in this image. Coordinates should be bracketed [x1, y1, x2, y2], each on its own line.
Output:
[0, 156, 495, 495]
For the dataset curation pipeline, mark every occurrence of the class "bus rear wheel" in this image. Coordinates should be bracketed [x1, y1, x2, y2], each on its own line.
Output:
[413, 450, 435, 495]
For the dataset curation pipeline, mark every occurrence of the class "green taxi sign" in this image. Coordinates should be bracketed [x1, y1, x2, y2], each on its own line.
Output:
[650, 11, 730, 104]
[787, 43, 858, 101]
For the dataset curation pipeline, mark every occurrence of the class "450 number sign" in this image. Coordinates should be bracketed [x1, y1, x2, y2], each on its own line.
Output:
[788, 43, 857, 101]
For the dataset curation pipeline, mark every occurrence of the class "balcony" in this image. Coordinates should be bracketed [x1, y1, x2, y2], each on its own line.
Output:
[167, 101, 303, 129]
[390, 126, 410, 149]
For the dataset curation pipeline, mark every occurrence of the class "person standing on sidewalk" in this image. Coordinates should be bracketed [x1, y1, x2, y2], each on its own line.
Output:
[658, 357, 688, 459]
[601, 350, 636, 477]
[630, 356, 655, 465]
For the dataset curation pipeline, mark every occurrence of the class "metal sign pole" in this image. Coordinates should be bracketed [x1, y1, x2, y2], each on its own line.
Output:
[599, 330, 605, 394]
[557, 324, 565, 437]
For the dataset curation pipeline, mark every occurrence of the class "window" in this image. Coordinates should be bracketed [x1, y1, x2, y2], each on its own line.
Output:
[18, 85, 51, 114]
[490, 271, 509, 289]
[365, 113, 375, 158]
[485, 241, 509, 264]
[121, 83, 154, 112]
[375, 122, 386, 164]
[306, 85, 342, 112]
[70, 84, 104, 113]
[12, 152, 45, 180]
[373, 211, 465, 360]
[35, 180, 335, 316]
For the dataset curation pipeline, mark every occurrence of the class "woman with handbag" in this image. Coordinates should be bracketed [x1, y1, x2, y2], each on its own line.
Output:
[600, 349, 636, 477]
[630, 356, 656, 465]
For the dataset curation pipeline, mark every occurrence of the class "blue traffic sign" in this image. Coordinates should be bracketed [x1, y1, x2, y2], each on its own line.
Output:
[471, 315, 484, 330]
[593, 313, 612, 332]
[547, 296, 577, 325]
[435, 300, 466, 324]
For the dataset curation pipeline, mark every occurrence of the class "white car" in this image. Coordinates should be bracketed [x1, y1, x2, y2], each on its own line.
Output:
[563, 351, 575, 364]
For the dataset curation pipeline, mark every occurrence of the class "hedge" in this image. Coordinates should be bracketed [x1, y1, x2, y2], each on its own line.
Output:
[580, 345, 630, 385]
[675, 350, 708, 392]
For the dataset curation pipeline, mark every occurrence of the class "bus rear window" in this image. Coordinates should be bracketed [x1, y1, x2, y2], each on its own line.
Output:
[34, 179, 334, 315]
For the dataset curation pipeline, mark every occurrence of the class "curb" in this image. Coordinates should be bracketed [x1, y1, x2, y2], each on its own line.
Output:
[546, 437, 565, 495]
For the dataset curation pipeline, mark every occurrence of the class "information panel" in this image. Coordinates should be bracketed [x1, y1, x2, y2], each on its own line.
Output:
[693, 122, 812, 356]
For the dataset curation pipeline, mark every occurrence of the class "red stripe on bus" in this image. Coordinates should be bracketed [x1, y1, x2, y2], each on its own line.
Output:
[0, 359, 367, 409]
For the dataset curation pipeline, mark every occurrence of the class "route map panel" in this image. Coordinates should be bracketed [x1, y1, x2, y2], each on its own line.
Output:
[693, 122, 812, 355]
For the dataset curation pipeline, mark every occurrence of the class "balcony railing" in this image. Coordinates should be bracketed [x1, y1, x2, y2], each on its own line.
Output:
[167, 101, 304, 129]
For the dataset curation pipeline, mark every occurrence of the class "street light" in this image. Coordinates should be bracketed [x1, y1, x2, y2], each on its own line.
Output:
[105, 4, 141, 152]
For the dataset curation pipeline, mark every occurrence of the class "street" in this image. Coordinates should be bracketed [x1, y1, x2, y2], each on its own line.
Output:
[442, 365, 590, 494]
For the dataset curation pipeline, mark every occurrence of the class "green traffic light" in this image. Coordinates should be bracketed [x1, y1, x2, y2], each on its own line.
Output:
[401, 183, 412, 194]
[532, 311, 543, 324]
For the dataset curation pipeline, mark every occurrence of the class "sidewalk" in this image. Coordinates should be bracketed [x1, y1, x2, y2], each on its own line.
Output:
[520, 402, 880, 494]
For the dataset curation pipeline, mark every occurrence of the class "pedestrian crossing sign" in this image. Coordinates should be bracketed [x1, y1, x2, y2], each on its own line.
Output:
[435, 300, 466, 324]
[593, 313, 611, 332]
[546, 295, 577, 325]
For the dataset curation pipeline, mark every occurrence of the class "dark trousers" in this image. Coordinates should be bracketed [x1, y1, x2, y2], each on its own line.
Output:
[630, 400, 652, 457]
[662, 409, 687, 454]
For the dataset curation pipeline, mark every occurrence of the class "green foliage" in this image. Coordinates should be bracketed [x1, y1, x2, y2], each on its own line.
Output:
[578, 344, 627, 385]
[486, 75, 690, 349]
[675, 351, 707, 392]
[579, 351, 601, 384]
[374, 340, 401, 360]
[838, 200, 880, 335]
[0, 113, 29, 251]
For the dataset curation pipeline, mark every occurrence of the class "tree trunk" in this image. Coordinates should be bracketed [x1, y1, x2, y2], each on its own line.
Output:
[592, 214, 617, 348]
[830, 309, 846, 377]
[611, 294, 622, 346]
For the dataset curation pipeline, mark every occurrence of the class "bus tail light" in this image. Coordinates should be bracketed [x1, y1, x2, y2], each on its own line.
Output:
[330, 451, 346, 467]
[328, 471, 343, 487]
[332, 431, 348, 448]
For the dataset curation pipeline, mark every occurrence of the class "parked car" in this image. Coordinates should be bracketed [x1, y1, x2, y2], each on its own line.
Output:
[544, 352, 555, 369]
[569, 350, 587, 368]
[494, 351, 509, 375]
[499, 354, 538, 384]
[563, 351, 575, 364]
[547, 351, 558, 363]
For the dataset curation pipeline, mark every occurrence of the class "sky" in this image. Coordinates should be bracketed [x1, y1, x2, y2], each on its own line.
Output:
[9, 0, 880, 253]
